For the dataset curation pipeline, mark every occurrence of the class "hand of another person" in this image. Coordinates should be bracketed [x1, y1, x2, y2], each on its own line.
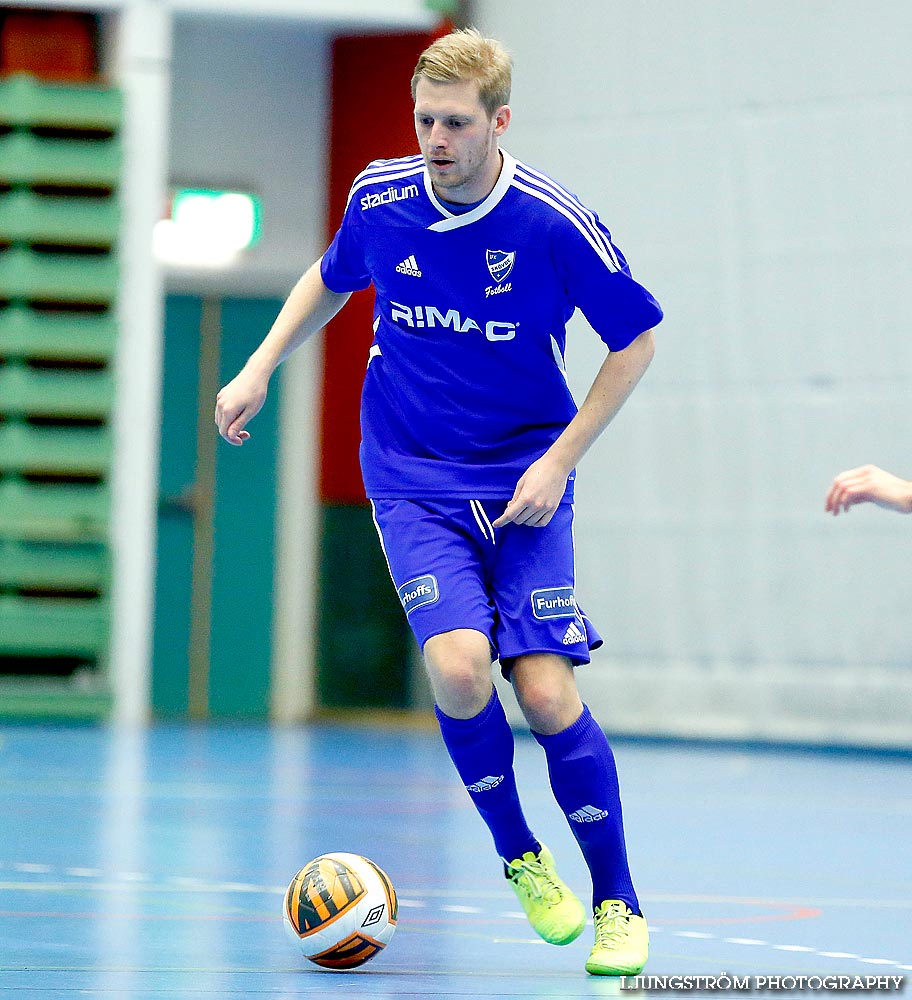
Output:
[825, 464, 912, 515]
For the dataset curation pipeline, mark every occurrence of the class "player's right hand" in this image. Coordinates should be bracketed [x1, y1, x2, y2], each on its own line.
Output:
[214, 369, 268, 446]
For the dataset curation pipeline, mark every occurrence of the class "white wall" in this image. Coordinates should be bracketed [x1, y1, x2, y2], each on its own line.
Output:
[479, 1, 912, 747]
[109, 0, 172, 724]
[111, 2, 433, 722]
[167, 14, 330, 294]
[165, 14, 333, 719]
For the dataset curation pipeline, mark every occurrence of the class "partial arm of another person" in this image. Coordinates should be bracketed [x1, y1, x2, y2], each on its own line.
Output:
[214, 259, 350, 445]
[825, 464, 912, 516]
[493, 328, 655, 528]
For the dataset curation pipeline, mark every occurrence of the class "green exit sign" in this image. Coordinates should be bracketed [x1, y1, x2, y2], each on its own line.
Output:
[155, 189, 263, 267]
[171, 189, 263, 249]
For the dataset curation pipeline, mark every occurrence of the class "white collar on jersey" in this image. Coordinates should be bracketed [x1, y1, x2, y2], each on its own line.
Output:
[424, 148, 516, 232]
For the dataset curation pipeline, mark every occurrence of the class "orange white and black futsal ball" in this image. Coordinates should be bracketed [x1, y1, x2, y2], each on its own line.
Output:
[283, 853, 398, 970]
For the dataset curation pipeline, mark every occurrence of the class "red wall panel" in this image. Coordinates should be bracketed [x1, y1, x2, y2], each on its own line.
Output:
[1, 11, 96, 80]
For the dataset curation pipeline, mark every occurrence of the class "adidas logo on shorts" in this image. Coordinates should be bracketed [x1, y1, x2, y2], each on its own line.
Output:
[395, 254, 422, 277]
[466, 775, 504, 793]
[562, 621, 586, 645]
[569, 804, 611, 823]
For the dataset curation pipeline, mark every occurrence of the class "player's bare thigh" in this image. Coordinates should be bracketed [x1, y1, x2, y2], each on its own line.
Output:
[510, 653, 583, 736]
[424, 628, 494, 719]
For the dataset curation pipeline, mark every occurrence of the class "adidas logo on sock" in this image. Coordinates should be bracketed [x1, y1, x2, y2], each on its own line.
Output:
[569, 804, 610, 823]
[467, 775, 504, 793]
[562, 621, 585, 645]
[395, 254, 422, 277]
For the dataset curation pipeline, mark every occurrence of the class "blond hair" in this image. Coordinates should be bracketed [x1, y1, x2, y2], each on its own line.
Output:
[411, 27, 512, 117]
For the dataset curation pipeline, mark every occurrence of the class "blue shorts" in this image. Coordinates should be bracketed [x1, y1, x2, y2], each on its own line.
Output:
[369, 498, 603, 674]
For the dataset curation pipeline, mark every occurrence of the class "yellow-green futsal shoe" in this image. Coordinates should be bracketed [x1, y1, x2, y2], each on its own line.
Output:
[504, 844, 586, 945]
[585, 900, 649, 976]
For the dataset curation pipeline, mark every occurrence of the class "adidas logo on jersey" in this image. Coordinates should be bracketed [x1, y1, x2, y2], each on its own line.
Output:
[396, 255, 422, 277]
[467, 775, 504, 793]
[562, 621, 586, 645]
[569, 804, 610, 823]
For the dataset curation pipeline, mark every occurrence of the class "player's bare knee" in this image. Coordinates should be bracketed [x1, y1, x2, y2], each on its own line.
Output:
[424, 630, 492, 718]
[511, 656, 582, 735]
[514, 682, 565, 733]
[431, 668, 491, 718]
[426, 660, 491, 717]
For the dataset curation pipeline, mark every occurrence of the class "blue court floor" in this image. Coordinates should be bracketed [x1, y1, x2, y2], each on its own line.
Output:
[0, 722, 910, 998]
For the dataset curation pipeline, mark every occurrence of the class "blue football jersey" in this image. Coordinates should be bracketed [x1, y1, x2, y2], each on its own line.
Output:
[320, 149, 663, 500]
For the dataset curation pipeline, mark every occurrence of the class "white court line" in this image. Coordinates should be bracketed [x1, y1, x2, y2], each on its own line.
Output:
[5, 863, 908, 970]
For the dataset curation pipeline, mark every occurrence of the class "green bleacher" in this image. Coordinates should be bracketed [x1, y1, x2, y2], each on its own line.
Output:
[0, 73, 121, 131]
[0, 306, 117, 362]
[0, 189, 120, 246]
[0, 73, 120, 718]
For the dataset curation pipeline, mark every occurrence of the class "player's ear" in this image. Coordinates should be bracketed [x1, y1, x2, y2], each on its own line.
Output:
[492, 104, 511, 137]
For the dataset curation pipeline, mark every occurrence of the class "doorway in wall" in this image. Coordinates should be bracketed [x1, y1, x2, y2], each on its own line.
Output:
[152, 294, 281, 719]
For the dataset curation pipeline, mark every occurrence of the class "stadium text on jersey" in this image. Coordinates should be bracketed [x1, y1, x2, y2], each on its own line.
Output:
[360, 184, 420, 211]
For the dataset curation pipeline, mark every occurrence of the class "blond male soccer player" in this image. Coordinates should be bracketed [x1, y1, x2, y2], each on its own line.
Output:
[215, 28, 662, 976]
[826, 465, 912, 516]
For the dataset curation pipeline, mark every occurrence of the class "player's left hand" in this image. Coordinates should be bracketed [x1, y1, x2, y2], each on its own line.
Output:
[492, 455, 570, 528]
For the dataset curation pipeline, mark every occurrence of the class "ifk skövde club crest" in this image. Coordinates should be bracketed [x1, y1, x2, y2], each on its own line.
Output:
[486, 249, 515, 284]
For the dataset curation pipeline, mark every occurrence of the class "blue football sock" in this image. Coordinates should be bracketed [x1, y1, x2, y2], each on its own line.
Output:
[534, 705, 639, 913]
[435, 688, 540, 863]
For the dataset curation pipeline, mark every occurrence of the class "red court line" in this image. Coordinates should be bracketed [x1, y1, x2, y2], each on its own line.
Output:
[661, 905, 822, 925]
